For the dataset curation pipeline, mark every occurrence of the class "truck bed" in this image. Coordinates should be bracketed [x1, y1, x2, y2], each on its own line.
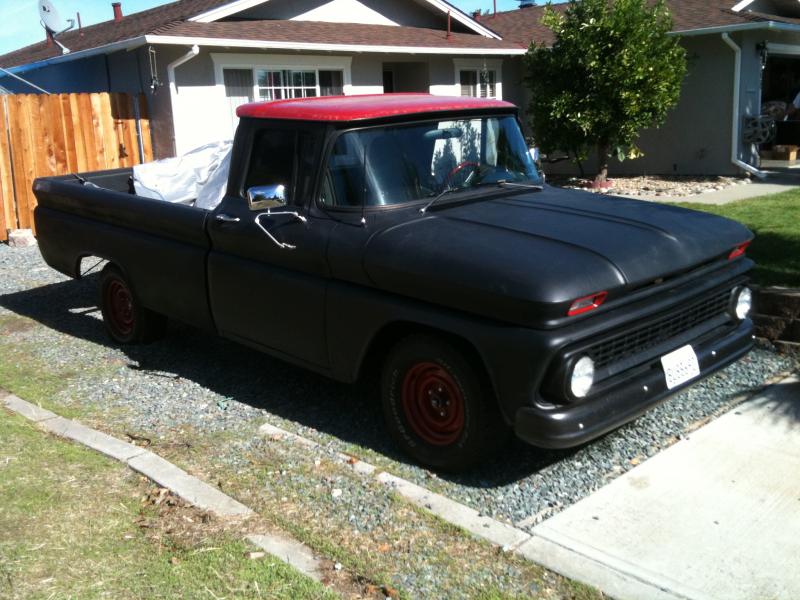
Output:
[33, 169, 215, 332]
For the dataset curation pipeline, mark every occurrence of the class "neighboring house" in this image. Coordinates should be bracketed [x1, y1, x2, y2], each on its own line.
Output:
[0, 0, 526, 158]
[480, 0, 800, 176]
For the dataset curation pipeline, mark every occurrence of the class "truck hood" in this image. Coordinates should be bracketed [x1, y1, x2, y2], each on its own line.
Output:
[363, 186, 752, 325]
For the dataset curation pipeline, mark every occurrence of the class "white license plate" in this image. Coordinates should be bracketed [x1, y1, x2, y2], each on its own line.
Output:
[660, 344, 700, 390]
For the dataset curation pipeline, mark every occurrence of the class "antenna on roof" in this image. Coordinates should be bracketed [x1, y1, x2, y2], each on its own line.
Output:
[39, 0, 75, 55]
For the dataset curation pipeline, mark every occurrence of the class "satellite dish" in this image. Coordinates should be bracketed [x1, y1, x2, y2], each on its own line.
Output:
[39, 0, 75, 55]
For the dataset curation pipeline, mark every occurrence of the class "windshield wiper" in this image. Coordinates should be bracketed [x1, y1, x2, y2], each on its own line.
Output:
[419, 185, 460, 214]
[420, 179, 543, 214]
[497, 180, 544, 191]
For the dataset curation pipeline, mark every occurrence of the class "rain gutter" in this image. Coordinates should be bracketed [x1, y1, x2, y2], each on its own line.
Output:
[721, 32, 767, 179]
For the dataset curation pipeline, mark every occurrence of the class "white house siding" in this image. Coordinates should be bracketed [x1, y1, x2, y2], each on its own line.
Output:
[234, 0, 454, 31]
[290, 0, 399, 26]
[160, 48, 508, 155]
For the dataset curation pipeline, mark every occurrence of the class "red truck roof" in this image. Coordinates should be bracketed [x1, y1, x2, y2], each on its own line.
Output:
[236, 93, 515, 122]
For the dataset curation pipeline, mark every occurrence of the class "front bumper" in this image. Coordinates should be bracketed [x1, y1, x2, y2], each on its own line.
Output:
[514, 318, 754, 449]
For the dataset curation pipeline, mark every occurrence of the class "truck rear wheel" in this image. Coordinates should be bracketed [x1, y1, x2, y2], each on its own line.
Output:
[381, 334, 509, 471]
[99, 265, 166, 344]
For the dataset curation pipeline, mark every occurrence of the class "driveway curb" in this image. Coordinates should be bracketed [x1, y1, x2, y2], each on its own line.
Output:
[258, 422, 534, 553]
[1, 392, 325, 583]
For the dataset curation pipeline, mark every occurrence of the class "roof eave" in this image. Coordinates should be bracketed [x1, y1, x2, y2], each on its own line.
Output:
[2, 36, 147, 73]
[144, 34, 526, 55]
[672, 20, 800, 37]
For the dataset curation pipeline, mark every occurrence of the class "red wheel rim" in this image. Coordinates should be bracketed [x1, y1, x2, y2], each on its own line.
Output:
[401, 362, 465, 446]
[105, 278, 134, 336]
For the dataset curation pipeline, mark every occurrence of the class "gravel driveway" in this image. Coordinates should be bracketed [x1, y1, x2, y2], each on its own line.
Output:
[2, 244, 796, 533]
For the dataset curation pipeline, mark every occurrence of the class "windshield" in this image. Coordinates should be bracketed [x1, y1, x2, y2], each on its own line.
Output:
[319, 115, 542, 208]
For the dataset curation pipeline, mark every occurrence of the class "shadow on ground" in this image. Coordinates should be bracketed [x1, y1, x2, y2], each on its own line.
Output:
[0, 275, 574, 487]
[745, 379, 800, 426]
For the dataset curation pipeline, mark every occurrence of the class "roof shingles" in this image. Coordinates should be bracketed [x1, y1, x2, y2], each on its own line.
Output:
[151, 20, 525, 49]
[0, 0, 520, 69]
[480, 0, 800, 47]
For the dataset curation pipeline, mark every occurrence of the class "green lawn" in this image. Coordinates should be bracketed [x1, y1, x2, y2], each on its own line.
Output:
[0, 411, 335, 600]
[675, 189, 800, 287]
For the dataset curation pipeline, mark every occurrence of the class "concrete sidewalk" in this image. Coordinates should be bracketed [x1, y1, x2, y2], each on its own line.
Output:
[521, 376, 800, 600]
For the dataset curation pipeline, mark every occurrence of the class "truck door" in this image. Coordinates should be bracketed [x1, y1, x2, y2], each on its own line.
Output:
[207, 125, 334, 369]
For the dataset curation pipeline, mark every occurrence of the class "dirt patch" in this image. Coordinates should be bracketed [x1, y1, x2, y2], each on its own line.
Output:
[0, 316, 36, 335]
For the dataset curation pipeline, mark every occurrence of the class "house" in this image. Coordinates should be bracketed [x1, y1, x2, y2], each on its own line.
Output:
[0, 0, 527, 159]
[480, 0, 800, 176]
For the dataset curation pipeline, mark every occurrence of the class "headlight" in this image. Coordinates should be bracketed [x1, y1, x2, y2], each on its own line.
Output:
[732, 287, 752, 320]
[570, 356, 595, 398]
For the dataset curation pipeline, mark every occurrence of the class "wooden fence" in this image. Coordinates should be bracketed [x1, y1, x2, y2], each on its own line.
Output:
[0, 92, 153, 241]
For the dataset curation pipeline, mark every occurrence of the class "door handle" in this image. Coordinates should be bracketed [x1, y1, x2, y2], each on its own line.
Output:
[215, 214, 241, 224]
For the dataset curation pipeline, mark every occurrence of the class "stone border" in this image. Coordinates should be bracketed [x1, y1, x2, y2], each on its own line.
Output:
[258, 422, 533, 553]
[753, 286, 800, 349]
[1, 392, 325, 582]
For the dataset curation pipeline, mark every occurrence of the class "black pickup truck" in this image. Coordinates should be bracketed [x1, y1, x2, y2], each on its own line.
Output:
[33, 94, 755, 470]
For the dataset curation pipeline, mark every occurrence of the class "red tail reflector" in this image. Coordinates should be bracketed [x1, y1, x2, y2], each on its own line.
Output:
[568, 291, 608, 316]
[728, 241, 751, 260]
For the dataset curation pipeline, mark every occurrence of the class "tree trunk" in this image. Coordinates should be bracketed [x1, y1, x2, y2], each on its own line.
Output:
[572, 148, 585, 177]
[595, 143, 610, 186]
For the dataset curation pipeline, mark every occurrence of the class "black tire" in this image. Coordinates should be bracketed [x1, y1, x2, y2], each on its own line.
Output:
[99, 265, 166, 344]
[381, 334, 509, 471]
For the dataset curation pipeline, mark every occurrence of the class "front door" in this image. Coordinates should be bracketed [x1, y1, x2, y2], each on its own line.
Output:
[207, 125, 333, 369]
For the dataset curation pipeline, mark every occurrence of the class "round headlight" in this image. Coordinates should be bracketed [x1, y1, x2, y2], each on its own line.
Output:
[570, 356, 595, 399]
[734, 287, 753, 320]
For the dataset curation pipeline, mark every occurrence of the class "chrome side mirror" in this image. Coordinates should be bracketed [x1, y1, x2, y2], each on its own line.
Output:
[247, 184, 287, 211]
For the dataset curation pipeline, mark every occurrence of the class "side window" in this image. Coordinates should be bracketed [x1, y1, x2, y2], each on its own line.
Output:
[320, 134, 365, 208]
[245, 129, 297, 203]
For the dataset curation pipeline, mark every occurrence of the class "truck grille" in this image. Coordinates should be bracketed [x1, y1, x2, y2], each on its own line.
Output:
[588, 288, 733, 369]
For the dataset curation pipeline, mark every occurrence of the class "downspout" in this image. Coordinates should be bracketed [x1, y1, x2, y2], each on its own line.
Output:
[721, 33, 767, 178]
[167, 44, 200, 156]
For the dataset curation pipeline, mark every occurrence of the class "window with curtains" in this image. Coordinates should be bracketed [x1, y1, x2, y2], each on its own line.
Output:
[459, 69, 496, 99]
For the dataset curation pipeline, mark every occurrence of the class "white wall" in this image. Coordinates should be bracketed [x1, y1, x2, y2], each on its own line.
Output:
[169, 48, 506, 154]
[236, 0, 448, 29]
[292, 0, 398, 25]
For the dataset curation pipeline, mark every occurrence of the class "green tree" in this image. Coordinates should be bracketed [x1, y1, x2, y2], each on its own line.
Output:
[523, 0, 687, 184]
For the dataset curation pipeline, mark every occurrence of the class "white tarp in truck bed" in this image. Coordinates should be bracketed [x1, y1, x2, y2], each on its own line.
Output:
[133, 141, 232, 210]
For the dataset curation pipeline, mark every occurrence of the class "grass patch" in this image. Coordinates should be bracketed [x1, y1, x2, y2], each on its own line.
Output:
[0, 411, 335, 599]
[675, 189, 800, 287]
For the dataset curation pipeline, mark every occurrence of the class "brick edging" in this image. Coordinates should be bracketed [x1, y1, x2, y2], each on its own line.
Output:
[753, 286, 800, 346]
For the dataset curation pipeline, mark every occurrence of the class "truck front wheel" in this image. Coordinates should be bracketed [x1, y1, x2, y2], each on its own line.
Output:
[381, 334, 509, 471]
[99, 266, 166, 344]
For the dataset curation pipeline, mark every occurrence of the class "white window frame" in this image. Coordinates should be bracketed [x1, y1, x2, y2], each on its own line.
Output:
[213, 53, 353, 98]
[452, 58, 503, 100]
[212, 53, 353, 137]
